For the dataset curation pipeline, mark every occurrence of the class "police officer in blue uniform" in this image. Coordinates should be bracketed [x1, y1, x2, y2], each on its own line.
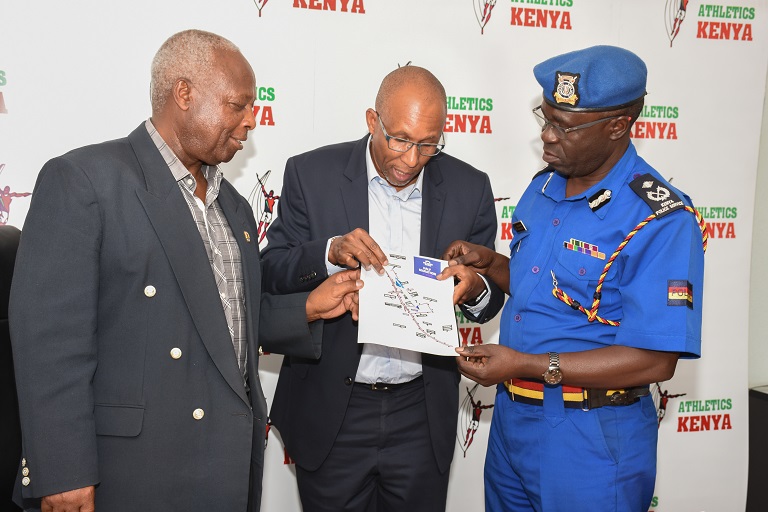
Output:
[439, 46, 706, 512]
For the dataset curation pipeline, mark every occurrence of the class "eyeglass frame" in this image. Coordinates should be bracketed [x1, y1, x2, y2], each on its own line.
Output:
[532, 105, 627, 140]
[375, 111, 446, 157]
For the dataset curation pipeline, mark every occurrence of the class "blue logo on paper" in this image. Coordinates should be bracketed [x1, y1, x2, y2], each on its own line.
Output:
[414, 256, 443, 279]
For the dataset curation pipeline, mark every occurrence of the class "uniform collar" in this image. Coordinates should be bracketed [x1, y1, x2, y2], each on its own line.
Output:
[540, 142, 639, 219]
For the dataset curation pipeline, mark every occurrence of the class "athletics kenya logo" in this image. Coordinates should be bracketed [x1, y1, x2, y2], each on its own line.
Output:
[253, 0, 268, 17]
[665, 0, 690, 47]
[474, 0, 497, 34]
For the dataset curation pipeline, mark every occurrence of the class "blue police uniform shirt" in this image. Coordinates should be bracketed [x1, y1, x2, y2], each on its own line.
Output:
[501, 141, 704, 359]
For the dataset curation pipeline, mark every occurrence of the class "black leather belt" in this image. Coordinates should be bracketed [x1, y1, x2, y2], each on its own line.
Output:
[505, 378, 650, 410]
[355, 376, 423, 391]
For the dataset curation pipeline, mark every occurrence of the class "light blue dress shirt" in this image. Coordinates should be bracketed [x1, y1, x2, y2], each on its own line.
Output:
[325, 137, 488, 384]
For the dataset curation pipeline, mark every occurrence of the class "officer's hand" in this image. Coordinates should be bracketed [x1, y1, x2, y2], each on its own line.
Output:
[455, 344, 517, 387]
[442, 240, 510, 294]
[306, 269, 363, 322]
[41, 486, 95, 512]
[436, 264, 486, 306]
[328, 228, 389, 275]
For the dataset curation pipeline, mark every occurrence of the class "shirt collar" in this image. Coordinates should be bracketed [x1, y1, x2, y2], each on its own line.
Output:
[145, 119, 223, 205]
[540, 142, 639, 219]
[365, 135, 423, 200]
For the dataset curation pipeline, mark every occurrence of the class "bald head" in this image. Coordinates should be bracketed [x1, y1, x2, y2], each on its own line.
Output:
[150, 29, 242, 114]
[374, 65, 447, 120]
[365, 66, 447, 191]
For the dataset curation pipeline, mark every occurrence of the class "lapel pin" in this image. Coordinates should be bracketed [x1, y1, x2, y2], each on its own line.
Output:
[244, 231, 251, 243]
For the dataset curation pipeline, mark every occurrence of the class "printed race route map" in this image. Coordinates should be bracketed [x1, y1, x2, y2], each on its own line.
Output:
[358, 253, 459, 356]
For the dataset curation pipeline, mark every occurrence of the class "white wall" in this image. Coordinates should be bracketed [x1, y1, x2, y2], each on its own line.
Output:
[749, 72, 768, 388]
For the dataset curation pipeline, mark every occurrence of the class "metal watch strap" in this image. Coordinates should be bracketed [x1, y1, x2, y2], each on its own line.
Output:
[547, 351, 560, 370]
[465, 285, 489, 307]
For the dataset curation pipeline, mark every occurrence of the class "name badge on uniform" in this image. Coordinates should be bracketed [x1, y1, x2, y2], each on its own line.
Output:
[512, 220, 527, 233]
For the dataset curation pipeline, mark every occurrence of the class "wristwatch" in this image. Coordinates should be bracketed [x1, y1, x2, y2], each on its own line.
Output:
[542, 352, 563, 385]
[464, 285, 489, 307]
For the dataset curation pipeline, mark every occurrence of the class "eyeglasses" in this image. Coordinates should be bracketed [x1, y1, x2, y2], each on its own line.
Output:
[376, 112, 445, 157]
[532, 106, 625, 140]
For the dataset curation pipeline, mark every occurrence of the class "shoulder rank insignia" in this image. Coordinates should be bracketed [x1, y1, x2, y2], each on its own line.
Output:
[629, 173, 685, 219]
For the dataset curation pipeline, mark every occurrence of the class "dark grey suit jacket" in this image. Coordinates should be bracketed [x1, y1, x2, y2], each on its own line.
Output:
[0, 226, 22, 512]
[262, 135, 503, 474]
[9, 124, 321, 511]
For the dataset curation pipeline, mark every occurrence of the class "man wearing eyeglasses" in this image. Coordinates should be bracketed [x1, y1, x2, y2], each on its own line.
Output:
[261, 65, 504, 512]
[441, 46, 705, 511]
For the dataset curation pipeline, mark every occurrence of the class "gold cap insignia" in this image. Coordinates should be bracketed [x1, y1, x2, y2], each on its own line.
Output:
[553, 72, 580, 106]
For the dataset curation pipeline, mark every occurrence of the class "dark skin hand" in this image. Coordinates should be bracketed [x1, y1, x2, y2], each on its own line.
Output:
[306, 269, 363, 322]
[435, 262, 487, 305]
[328, 228, 389, 275]
[455, 344, 680, 389]
[41, 486, 95, 512]
[440, 240, 510, 295]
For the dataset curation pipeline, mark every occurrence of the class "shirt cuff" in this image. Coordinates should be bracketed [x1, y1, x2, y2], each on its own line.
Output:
[464, 274, 491, 313]
[325, 236, 346, 276]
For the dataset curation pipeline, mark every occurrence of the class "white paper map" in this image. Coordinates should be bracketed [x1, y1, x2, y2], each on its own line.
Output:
[358, 253, 459, 356]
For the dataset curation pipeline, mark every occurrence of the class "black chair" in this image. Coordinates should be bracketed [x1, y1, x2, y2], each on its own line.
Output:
[0, 225, 22, 512]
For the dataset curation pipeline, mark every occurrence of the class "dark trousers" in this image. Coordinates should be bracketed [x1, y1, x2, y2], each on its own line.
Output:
[296, 378, 450, 512]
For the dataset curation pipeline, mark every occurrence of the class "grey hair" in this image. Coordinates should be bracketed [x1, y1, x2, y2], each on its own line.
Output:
[374, 65, 447, 116]
[150, 29, 240, 112]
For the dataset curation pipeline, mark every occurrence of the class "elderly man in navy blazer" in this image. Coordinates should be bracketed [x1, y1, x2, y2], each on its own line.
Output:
[9, 29, 361, 512]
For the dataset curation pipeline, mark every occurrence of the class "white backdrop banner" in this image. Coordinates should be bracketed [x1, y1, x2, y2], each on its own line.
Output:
[2, 1, 767, 510]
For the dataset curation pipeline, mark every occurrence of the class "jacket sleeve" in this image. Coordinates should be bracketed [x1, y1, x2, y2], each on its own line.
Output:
[9, 156, 102, 498]
[261, 155, 331, 295]
[459, 172, 505, 324]
[258, 290, 323, 358]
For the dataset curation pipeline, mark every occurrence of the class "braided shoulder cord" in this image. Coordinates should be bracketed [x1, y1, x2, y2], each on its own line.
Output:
[551, 206, 708, 326]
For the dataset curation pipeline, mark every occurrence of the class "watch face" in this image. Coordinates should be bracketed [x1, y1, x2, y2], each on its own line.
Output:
[543, 368, 563, 385]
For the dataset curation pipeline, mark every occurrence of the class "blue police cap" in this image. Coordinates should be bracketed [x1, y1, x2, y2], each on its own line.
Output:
[534, 45, 647, 112]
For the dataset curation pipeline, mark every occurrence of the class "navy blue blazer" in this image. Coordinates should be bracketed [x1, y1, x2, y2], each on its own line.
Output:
[10, 124, 321, 511]
[0, 226, 22, 512]
[262, 135, 503, 473]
